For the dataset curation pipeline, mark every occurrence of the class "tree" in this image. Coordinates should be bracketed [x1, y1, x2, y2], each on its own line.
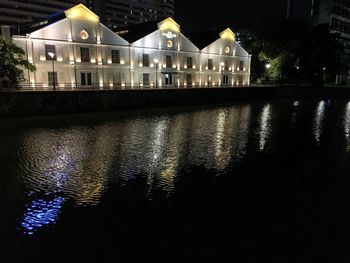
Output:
[243, 16, 343, 85]
[0, 36, 35, 88]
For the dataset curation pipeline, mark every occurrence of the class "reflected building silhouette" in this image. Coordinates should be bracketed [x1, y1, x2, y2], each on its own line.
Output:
[18, 104, 255, 210]
[19, 125, 119, 206]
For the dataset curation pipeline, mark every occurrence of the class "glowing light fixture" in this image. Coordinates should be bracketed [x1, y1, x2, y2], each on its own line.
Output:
[158, 17, 180, 32]
[65, 4, 99, 22]
[220, 28, 235, 41]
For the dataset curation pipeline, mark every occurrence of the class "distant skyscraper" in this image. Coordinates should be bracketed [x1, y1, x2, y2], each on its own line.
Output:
[310, 0, 350, 49]
[101, 0, 175, 29]
[286, 0, 312, 20]
[0, 0, 85, 29]
[0, 0, 175, 33]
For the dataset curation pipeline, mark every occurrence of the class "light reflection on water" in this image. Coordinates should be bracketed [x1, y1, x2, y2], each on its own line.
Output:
[15, 105, 261, 234]
[259, 104, 272, 151]
[313, 100, 326, 143]
[344, 101, 350, 151]
[20, 195, 64, 235]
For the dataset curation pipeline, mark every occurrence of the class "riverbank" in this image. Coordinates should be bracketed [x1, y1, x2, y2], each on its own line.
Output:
[0, 85, 349, 117]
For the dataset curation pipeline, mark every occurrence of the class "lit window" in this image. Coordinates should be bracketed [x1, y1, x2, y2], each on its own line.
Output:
[45, 45, 56, 60]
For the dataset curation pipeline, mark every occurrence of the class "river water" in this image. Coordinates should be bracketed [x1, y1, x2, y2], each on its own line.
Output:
[1, 99, 350, 262]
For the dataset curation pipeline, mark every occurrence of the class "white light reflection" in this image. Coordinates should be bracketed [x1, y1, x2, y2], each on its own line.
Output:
[146, 119, 168, 196]
[159, 115, 187, 193]
[313, 101, 325, 143]
[344, 101, 350, 151]
[259, 104, 272, 151]
[214, 110, 227, 168]
[214, 106, 251, 169]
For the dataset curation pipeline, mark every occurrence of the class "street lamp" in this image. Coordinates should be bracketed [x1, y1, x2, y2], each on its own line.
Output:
[153, 58, 159, 89]
[322, 67, 326, 82]
[265, 63, 271, 69]
[48, 52, 56, 91]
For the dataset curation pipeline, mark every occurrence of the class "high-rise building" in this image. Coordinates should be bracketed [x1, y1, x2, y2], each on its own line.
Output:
[286, 0, 312, 20]
[307, 0, 350, 51]
[0, 0, 85, 30]
[101, 0, 175, 29]
[0, 1, 175, 34]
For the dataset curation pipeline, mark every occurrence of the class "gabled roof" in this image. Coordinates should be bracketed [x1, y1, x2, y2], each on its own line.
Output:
[115, 21, 160, 43]
[20, 4, 100, 35]
[64, 4, 99, 21]
[158, 17, 180, 32]
[220, 28, 236, 41]
[21, 11, 66, 34]
[186, 28, 236, 50]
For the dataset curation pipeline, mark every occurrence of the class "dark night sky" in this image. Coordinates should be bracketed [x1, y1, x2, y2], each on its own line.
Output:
[174, 0, 288, 32]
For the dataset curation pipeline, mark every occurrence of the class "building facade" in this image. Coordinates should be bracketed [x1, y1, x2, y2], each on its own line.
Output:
[12, 4, 250, 90]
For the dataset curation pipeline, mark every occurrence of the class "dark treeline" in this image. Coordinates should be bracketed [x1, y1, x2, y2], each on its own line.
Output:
[241, 16, 346, 86]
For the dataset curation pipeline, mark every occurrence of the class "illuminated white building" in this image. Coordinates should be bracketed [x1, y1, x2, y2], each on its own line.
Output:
[13, 4, 251, 90]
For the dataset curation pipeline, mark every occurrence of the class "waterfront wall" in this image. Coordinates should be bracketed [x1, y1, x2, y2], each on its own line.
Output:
[0, 86, 350, 117]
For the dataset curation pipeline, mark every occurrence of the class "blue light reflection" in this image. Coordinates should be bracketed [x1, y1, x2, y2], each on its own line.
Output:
[20, 196, 65, 235]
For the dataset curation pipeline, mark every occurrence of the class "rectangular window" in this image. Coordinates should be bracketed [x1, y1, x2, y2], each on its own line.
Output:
[80, 47, 90, 62]
[45, 45, 56, 60]
[186, 74, 192, 85]
[224, 60, 229, 70]
[166, 55, 172, 68]
[223, 74, 229, 85]
[239, 61, 244, 71]
[111, 50, 120, 64]
[142, 54, 150, 67]
[208, 59, 213, 70]
[187, 57, 193, 68]
[81, 72, 92, 86]
[48, 72, 58, 85]
[143, 73, 150, 85]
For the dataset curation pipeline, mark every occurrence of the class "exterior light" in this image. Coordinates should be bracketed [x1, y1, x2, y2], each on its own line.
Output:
[48, 52, 56, 91]
[265, 63, 271, 69]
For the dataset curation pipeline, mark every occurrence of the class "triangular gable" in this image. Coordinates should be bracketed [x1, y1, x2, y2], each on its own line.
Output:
[179, 32, 199, 52]
[219, 28, 235, 41]
[235, 42, 249, 57]
[158, 17, 180, 32]
[100, 24, 129, 46]
[29, 19, 70, 40]
[201, 38, 221, 55]
[132, 30, 159, 48]
[64, 4, 99, 22]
